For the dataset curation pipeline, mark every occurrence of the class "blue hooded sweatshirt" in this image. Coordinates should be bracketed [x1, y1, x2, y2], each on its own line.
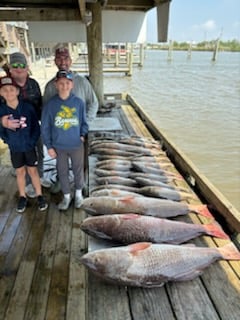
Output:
[0, 99, 40, 152]
[41, 92, 88, 150]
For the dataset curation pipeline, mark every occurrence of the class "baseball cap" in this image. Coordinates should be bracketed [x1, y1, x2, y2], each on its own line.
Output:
[55, 47, 70, 59]
[55, 70, 73, 81]
[0, 76, 19, 88]
[9, 52, 27, 66]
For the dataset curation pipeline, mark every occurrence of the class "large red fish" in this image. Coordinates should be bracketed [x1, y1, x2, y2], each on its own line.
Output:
[80, 214, 229, 244]
[80, 242, 240, 287]
[81, 196, 213, 218]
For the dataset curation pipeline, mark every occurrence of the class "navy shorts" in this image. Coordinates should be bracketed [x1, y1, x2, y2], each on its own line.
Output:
[10, 149, 38, 169]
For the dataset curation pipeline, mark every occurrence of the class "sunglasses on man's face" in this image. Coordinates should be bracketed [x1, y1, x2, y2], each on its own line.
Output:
[11, 63, 26, 69]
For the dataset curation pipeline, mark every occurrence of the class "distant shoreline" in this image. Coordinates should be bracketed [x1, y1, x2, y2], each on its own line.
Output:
[146, 40, 240, 52]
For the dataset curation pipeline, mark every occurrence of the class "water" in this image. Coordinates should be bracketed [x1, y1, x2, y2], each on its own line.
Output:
[103, 50, 240, 210]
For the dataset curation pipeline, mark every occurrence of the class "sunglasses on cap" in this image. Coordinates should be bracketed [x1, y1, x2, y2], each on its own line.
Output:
[56, 70, 73, 80]
[11, 63, 26, 69]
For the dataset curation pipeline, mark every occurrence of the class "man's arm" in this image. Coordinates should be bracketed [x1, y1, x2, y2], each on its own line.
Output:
[0, 115, 20, 130]
[42, 78, 57, 105]
[84, 78, 99, 123]
[73, 75, 99, 123]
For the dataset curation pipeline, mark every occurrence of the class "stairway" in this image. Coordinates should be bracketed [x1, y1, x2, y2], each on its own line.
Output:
[0, 22, 30, 68]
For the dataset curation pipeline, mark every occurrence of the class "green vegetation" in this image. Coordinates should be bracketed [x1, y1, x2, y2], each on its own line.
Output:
[147, 40, 240, 52]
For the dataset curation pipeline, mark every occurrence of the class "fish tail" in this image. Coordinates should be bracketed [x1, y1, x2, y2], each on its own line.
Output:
[190, 204, 213, 218]
[218, 242, 240, 260]
[204, 223, 229, 239]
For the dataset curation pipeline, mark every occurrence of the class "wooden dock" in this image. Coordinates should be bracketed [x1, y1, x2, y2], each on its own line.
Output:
[0, 94, 240, 320]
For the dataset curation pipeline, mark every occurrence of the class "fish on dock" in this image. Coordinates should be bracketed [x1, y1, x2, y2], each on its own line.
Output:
[94, 168, 131, 178]
[138, 185, 194, 201]
[135, 178, 189, 193]
[80, 214, 229, 244]
[80, 196, 213, 218]
[132, 174, 182, 186]
[80, 242, 240, 288]
[96, 159, 132, 168]
[95, 176, 138, 187]
[132, 161, 182, 179]
[90, 184, 140, 194]
[90, 147, 136, 157]
[90, 189, 143, 198]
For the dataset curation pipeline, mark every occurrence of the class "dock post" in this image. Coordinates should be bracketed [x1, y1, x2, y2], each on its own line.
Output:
[115, 50, 119, 67]
[187, 42, 192, 59]
[126, 51, 133, 76]
[139, 43, 144, 67]
[86, 1, 104, 107]
[31, 42, 36, 64]
[167, 40, 173, 61]
[212, 38, 220, 61]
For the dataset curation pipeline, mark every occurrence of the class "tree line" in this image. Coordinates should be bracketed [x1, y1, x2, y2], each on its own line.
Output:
[147, 40, 240, 52]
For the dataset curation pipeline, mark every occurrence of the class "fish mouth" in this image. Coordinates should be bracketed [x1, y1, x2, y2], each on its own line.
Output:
[80, 256, 98, 271]
[81, 207, 98, 215]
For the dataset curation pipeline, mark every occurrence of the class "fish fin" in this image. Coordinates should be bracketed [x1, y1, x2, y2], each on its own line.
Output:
[121, 214, 140, 220]
[218, 242, 240, 260]
[119, 196, 135, 203]
[180, 243, 196, 247]
[173, 269, 204, 281]
[190, 204, 213, 218]
[111, 189, 121, 196]
[204, 223, 230, 239]
[128, 242, 152, 254]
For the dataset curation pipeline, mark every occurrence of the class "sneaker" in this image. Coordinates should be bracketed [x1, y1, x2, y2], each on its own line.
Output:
[40, 178, 52, 188]
[58, 196, 72, 211]
[25, 184, 36, 198]
[75, 195, 83, 209]
[16, 196, 27, 213]
[37, 195, 48, 211]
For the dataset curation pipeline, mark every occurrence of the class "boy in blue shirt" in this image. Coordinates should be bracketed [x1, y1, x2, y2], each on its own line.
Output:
[41, 70, 88, 210]
[0, 76, 48, 213]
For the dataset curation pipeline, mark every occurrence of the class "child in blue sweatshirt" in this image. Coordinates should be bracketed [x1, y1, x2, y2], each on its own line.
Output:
[0, 76, 48, 213]
[41, 70, 88, 210]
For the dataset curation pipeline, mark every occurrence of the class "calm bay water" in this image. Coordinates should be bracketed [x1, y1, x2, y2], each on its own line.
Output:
[103, 50, 240, 210]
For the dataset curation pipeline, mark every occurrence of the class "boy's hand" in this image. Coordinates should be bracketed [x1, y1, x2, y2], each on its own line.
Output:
[48, 148, 57, 158]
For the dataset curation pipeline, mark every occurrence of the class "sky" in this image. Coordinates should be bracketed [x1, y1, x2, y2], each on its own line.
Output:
[147, 0, 240, 43]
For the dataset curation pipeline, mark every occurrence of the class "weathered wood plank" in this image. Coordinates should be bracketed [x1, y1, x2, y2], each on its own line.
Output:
[24, 202, 61, 320]
[0, 169, 18, 235]
[66, 208, 87, 320]
[122, 104, 153, 138]
[0, 205, 37, 319]
[3, 205, 47, 320]
[88, 275, 132, 320]
[44, 205, 73, 320]
[128, 286, 176, 320]
[166, 280, 220, 320]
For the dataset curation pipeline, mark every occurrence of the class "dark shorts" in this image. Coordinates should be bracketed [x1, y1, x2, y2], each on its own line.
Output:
[10, 149, 38, 169]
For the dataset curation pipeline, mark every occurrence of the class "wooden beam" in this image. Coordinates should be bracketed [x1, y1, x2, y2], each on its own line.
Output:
[0, 8, 81, 21]
[156, 0, 171, 42]
[78, 0, 86, 21]
[87, 1, 104, 107]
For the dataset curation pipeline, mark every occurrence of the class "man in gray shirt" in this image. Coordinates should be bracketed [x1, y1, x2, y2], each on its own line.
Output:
[43, 47, 98, 123]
